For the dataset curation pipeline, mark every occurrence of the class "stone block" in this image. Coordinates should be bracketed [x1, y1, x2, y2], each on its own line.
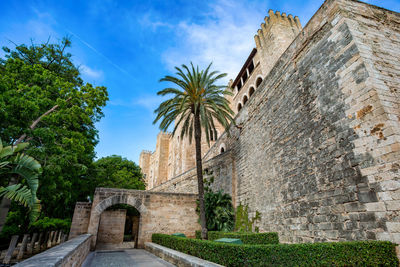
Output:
[386, 222, 400, 233]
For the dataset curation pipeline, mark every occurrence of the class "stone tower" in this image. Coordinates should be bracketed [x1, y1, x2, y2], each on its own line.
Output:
[139, 150, 151, 188]
[255, 10, 302, 76]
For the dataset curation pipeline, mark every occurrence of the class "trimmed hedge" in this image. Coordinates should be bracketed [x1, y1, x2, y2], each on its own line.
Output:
[152, 233, 399, 267]
[195, 231, 279, 244]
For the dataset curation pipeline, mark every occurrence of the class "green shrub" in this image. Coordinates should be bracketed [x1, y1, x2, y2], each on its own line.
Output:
[30, 217, 71, 233]
[152, 233, 399, 267]
[195, 230, 201, 239]
[208, 231, 279, 244]
[195, 231, 279, 244]
[235, 203, 261, 232]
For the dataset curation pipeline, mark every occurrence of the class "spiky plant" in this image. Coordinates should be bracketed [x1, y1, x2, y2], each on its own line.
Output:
[153, 63, 234, 239]
[0, 138, 41, 232]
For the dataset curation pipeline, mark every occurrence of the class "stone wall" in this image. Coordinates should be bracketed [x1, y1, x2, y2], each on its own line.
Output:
[151, 150, 236, 204]
[84, 188, 200, 248]
[69, 202, 92, 240]
[97, 210, 126, 244]
[16, 234, 92, 267]
[150, 0, 400, 244]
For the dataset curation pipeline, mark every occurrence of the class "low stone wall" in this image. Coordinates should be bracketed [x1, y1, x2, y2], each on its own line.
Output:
[15, 234, 92, 267]
[145, 242, 223, 267]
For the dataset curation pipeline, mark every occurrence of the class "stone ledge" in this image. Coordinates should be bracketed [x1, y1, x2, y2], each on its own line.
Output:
[145, 242, 223, 267]
[15, 234, 92, 267]
[95, 187, 198, 197]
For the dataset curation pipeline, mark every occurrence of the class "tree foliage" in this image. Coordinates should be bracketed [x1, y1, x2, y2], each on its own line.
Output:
[196, 176, 234, 232]
[0, 37, 108, 218]
[90, 155, 145, 191]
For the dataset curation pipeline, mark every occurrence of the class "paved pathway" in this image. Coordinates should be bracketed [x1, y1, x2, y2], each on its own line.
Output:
[82, 249, 175, 267]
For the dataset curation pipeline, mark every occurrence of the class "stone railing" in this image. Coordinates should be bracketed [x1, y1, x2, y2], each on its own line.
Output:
[145, 242, 223, 267]
[1, 230, 68, 265]
[15, 234, 92, 267]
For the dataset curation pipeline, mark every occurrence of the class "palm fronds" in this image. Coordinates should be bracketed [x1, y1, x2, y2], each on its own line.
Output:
[0, 138, 42, 223]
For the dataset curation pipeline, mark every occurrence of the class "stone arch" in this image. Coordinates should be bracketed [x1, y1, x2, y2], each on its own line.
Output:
[249, 86, 255, 97]
[256, 76, 263, 88]
[88, 194, 146, 248]
[243, 94, 248, 105]
[237, 102, 242, 112]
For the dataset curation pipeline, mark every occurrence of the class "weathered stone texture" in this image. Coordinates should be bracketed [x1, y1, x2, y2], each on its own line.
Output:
[150, 0, 400, 245]
[151, 151, 236, 203]
[16, 234, 92, 267]
[97, 210, 126, 244]
[81, 188, 200, 249]
[69, 202, 92, 240]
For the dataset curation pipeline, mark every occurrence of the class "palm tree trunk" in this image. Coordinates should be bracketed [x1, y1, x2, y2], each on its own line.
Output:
[194, 112, 207, 239]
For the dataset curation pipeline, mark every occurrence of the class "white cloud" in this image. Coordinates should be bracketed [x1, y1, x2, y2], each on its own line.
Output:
[80, 64, 104, 80]
[134, 95, 164, 111]
[138, 12, 173, 31]
[161, 0, 269, 82]
[109, 95, 164, 113]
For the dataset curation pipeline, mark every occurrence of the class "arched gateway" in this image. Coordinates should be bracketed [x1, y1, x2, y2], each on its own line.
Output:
[69, 188, 200, 249]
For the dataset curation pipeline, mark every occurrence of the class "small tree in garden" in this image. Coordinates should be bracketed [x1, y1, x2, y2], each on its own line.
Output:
[196, 175, 234, 232]
[153, 63, 234, 239]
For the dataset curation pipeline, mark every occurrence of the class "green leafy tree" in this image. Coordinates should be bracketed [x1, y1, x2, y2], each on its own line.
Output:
[154, 63, 234, 239]
[0, 138, 41, 232]
[90, 155, 145, 192]
[0, 37, 108, 220]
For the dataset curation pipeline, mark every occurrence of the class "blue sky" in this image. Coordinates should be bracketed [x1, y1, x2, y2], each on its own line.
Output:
[1, 0, 399, 164]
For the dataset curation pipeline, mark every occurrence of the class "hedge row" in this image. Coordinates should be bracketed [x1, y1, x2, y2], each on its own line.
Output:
[152, 234, 399, 266]
[202, 231, 279, 244]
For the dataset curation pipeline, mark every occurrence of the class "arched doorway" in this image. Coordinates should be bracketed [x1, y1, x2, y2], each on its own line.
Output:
[77, 188, 200, 249]
[88, 194, 146, 249]
[96, 204, 140, 250]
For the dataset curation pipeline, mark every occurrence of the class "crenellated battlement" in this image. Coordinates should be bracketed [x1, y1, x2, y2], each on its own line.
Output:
[254, 10, 301, 49]
[140, 150, 153, 155]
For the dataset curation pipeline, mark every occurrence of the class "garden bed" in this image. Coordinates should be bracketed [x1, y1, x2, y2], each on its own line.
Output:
[195, 231, 279, 245]
[153, 233, 399, 266]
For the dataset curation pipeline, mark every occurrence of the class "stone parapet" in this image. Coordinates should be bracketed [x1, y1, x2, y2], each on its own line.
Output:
[145, 242, 223, 267]
[15, 234, 92, 267]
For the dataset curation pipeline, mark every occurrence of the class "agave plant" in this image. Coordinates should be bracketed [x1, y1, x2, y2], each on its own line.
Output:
[0, 138, 41, 232]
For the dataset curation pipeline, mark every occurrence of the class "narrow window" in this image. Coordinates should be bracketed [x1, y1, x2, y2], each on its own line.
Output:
[248, 61, 254, 74]
[238, 103, 242, 112]
[243, 95, 248, 105]
[256, 77, 263, 88]
[249, 87, 255, 97]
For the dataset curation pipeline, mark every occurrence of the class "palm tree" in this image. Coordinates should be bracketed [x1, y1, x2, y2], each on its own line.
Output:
[0, 138, 42, 232]
[153, 63, 234, 239]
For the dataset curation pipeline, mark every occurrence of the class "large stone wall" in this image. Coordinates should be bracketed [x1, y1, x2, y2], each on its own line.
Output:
[97, 210, 126, 244]
[151, 150, 236, 204]
[151, 0, 400, 244]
